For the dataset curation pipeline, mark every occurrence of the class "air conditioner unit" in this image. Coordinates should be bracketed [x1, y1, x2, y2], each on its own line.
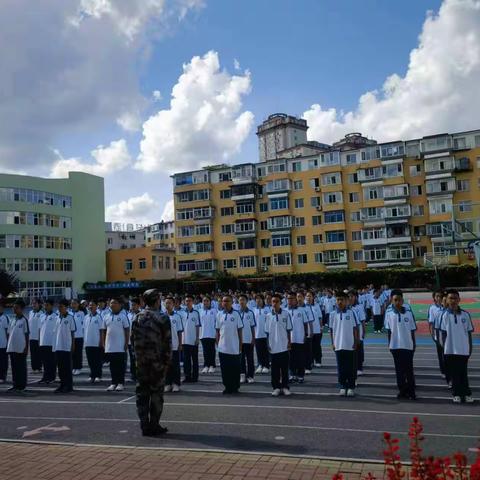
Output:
[124, 269, 131, 275]
[316, 206, 322, 211]
[315, 186, 321, 192]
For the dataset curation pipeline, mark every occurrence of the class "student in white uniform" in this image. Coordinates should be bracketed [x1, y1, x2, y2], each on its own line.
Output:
[0, 300, 9, 384]
[199, 296, 217, 373]
[439, 289, 474, 404]
[305, 291, 323, 367]
[287, 292, 311, 383]
[384, 290, 417, 400]
[370, 289, 384, 333]
[216, 295, 243, 394]
[296, 292, 312, 374]
[164, 296, 184, 392]
[265, 293, 292, 396]
[71, 299, 85, 375]
[322, 290, 336, 327]
[39, 299, 58, 384]
[428, 289, 447, 380]
[52, 299, 76, 393]
[182, 294, 201, 383]
[254, 294, 270, 374]
[101, 297, 130, 392]
[7, 299, 29, 392]
[28, 298, 44, 373]
[330, 291, 359, 397]
[348, 290, 366, 376]
[84, 300, 103, 383]
[239, 294, 256, 384]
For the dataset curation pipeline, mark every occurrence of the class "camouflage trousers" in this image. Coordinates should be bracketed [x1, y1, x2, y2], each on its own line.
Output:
[135, 363, 166, 429]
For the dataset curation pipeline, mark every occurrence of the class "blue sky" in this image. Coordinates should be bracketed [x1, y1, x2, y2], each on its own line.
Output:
[2, 0, 480, 225]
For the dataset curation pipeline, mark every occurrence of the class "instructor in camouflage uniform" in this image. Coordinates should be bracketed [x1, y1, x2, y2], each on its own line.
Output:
[131, 289, 172, 436]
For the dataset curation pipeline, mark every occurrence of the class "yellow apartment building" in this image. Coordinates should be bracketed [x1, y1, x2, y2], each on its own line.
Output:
[172, 114, 480, 277]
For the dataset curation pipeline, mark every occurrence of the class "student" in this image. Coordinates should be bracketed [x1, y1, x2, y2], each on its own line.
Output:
[254, 294, 270, 374]
[199, 296, 217, 373]
[84, 300, 103, 383]
[0, 301, 9, 384]
[102, 298, 130, 392]
[321, 290, 336, 327]
[384, 290, 417, 400]
[6, 299, 29, 392]
[297, 292, 312, 374]
[428, 290, 447, 380]
[71, 299, 85, 375]
[28, 298, 44, 374]
[287, 292, 311, 383]
[52, 299, 76, 393]
[127, 298, 142, 382]
[439, 289, 474, 404]
[305, 291, 323, 367]
[330, 291, 359, 397]
[348, 290, 367, 376]
[265, 293, 292, 396]
[164, 296, 183, 392]
[182, 294, 201, 383]
[239, 294, 256, 384]
[215, 295, 243, 394]
[370, 289, 384, 333]
[38, 299, 57, 384]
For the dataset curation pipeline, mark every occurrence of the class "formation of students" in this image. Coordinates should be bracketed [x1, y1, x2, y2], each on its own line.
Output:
[0, 286, 475, 403]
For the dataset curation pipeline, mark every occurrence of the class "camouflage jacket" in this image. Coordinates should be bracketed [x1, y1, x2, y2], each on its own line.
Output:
[131, 307, 172, 366]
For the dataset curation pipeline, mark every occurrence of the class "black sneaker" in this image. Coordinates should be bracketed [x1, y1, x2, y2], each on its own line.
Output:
[54, 387, 64, 394]
[6, 386, 17, 392]
[150, 425, 168, 436]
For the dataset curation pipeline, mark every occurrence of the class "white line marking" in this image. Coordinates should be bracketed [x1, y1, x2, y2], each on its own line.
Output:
[118, 395, 136, 404]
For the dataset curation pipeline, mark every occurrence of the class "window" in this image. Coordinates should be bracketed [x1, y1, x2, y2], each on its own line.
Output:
[260, 238, 270, 248]
[223, 259, 237, 269]
[322, 172, 341, 185]
[138, 258, 146, 269]
[297, 254, 308, 264]
[124, 259, 133, 271]
[310, 178, 320, 189]
[221, 224, 234, 234]
[348, 173, 358, 184]
[293, 180, 303, 190]
[294, 217, 305, 227]
[221, 207, 234, 216]
[326, 231, 346, 243]
[346, 153, 357, 164]
[219, 172, 232, 182]
[411, 185, 423, 196]
[261, 256, 271, 268]
[364, 186, 382, 201]
[412, 205, 425, 216]
[310, 196, 321, 207]
[382, 163, 403, 177]
[270, 197, 288, 210]
[409, 164, 421, 176]
[222, 241, 236, 251]
[308, 158, 318, 169]
[324, 210, 344, 223]
[296, 235, 306, 245]
[259, 220, 267, 231]
[314, 252, 323, 263]
[454, 137, 466, 149]
[165, 257, 171, 270]
[353, 250, 363, 262]
[272, 235, 291, 247]
[351, 231, 361, 241]
[238, 238, 255, 249]
[351, 211, 361, 222]
[259, 202, 268, 212]
[239, 256, 256, 268]
[323, 192, 343, 204]
[458, 201, 472, 212]
[294, 198, 304, 209]
[349, 192, 359, 203]
[273, 253, 291, 266]
[415, 246, 428, 258]
[291, 161, 302, 172]
[429, 199, 452, 215]
[312, 215, 321, 226]
[457, 180, 470, 192]
[236, 203, 254, 215]
[220, 189, 231, 199]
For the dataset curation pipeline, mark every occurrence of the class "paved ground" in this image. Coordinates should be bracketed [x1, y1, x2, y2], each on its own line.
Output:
[0, 337, 479, 464]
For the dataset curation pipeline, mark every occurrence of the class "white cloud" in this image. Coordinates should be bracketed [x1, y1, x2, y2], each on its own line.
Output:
[50, 139, 131, 178]
[152, 90, 163, 101]
[233, 58, 241, 70]
[106, 193, 159, 224]
[0, 0, 203, 171]
[117, 111, 143, 132]
[136, 50, 254, 174]
[303, 0, 480, 144]
[161, 199, 175, 221]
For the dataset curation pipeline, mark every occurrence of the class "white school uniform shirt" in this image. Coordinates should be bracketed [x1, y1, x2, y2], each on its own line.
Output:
[200, 307, 218, 339]
[254, 306, 270, 339]
[101, 311, 129, 353]
[287, 306, 310, 344]
[28, 310, 45, 341]
[72, 311, 85, 339]
[215, 309, 243, 355]
[322, 297, 336, 314]
[7, 315, 29, 353]
[0, 313, 9, 349]
[52, 314, 76, 352]
[84, 312, 103, 348]
[428, 303, 443, 341]
[305, 303, 322, 334]
[440, 309, 474, 356]
[167, 312, 184, 351]
[239, 308, 256, 344]
[329, 308, 358, 351]
[384, 308, 416, 350]
[370, 297, 383, 315]
[247, 299, 257, 311]
[39, 312, 58, 347]
[351, 304, 366, 339]
[211, 300, 219, 310]
[265, 309, 292, 354]
[182, 309, 201, 345]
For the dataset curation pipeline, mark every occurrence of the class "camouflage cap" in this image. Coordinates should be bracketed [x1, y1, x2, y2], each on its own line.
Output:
[143, 289, 160, 304]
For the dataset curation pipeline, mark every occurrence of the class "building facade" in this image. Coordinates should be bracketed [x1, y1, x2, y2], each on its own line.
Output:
[144, 221, 175, 248]
[0, 172, 105, 298]
[106, 245, 176, 282]
[172, 115, 480, 277]
[105, 225, 145, 251]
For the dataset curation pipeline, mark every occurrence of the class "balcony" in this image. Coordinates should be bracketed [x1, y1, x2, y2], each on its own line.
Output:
[384, 205, 411, 222]
[358, 167, 383, 183]
[266, 179, 291, 195]
[231, 165, 256, 185]
[380, 142, 405, 159]
[234, 221, 257, 237]
[421, 135, 452, 155]
[455, 157, 472, 172]
[231, 184, 256, 201]
[426, 178, 456, 196]
[361, 228, 387, 247]
[323, 250, 348, 267]
[424, 156, 455, 177]
[268, 215, 293, 231]
[383, 184, 409, 201]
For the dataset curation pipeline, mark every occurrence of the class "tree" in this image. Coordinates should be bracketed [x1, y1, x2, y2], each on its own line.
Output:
[0, 270, 18, 298]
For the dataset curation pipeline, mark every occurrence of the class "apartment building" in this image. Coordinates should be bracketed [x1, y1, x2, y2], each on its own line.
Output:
[172, 114, 480, 277]
[144, 221, 175, 248]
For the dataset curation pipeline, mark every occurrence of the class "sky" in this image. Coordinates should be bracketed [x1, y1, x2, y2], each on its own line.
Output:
[2, 0, 480, 225]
